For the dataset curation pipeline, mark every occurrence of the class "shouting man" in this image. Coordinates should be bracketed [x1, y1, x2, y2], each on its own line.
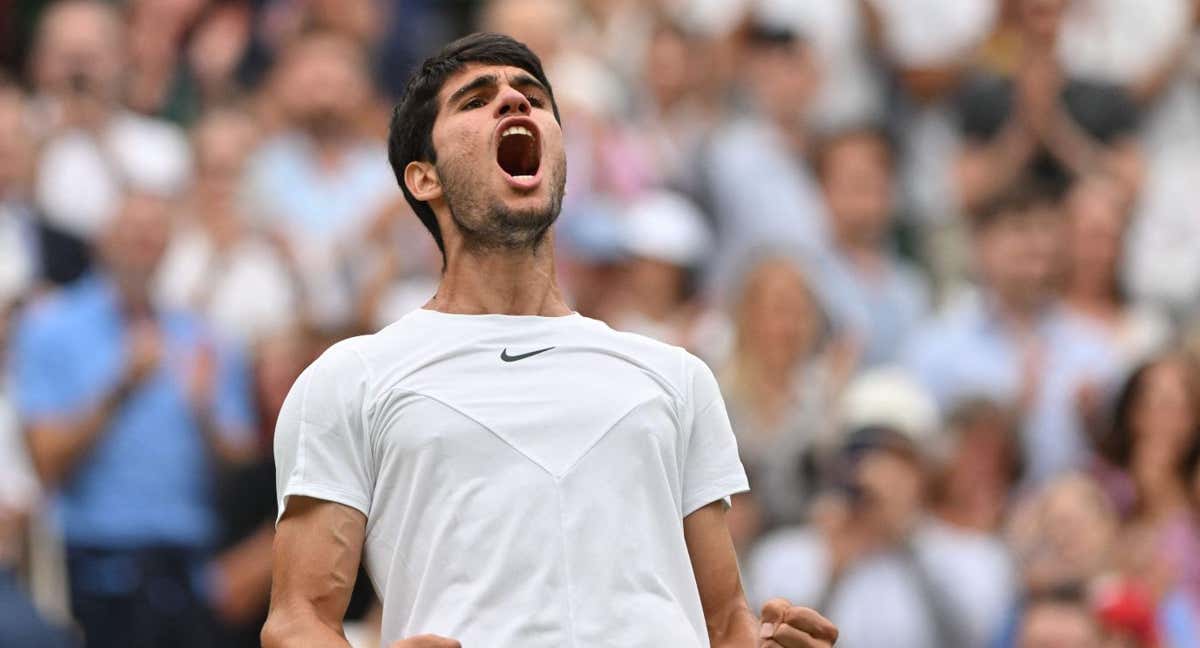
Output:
[263, 33, 838, 648]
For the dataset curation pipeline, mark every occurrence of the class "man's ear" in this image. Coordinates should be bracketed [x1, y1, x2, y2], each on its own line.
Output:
[404, 160, 442, 202]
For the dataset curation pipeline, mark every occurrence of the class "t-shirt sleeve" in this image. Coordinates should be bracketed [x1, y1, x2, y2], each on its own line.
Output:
[9, 310, 77, 422]
[274, 342, 375, 523]
[680, 352, 749, 517]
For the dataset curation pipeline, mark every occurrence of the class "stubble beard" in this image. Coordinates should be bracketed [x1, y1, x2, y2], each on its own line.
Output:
[438, 153, 567, 253]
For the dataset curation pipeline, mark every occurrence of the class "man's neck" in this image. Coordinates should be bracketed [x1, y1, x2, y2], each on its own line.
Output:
[428, 234, 572, 316]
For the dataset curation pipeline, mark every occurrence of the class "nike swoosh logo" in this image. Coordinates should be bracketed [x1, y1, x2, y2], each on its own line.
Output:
[500, 346, 555, 362]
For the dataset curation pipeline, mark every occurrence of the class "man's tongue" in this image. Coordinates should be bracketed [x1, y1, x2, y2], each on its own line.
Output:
[498, 134, 539, 177]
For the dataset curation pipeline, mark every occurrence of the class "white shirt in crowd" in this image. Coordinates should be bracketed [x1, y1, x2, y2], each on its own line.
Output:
[155, 226, 298, 344]
[274, 309, 749, 647]
[34, 111, 191, 239]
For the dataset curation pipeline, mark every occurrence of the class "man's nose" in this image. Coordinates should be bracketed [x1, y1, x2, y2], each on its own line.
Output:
[494, 85, 531, 117]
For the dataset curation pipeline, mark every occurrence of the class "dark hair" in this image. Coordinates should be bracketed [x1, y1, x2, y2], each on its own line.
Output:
[812, 123, 896, 181]
[944, 397, 1026, 485]
[973, 179, 1063, 232]
[1102, 353, 1200, 482]
[387, 33, 560, 258]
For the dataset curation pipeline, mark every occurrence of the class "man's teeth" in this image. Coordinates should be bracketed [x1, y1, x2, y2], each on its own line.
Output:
[501, 125, 534, 138]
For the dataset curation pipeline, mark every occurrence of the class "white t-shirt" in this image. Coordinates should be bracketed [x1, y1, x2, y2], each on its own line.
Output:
[274, 309, 750, 647]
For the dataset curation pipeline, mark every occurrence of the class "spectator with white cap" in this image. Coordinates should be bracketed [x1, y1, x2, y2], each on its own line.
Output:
[746, 366, 1016, 648]
[611, 189, 722, 356]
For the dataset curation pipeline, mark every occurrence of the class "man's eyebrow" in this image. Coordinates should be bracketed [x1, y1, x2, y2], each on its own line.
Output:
[446, 73, 499, 106]
[509, 73, 548, 97]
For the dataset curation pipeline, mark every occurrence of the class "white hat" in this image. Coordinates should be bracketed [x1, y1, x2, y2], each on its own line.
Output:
[838, 366, 943, 455]
[622, 190, 713, 267]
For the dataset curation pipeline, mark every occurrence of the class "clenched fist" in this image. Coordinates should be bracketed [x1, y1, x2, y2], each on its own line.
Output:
[759, 598, 838, 648]
[390, 635, 461, 648]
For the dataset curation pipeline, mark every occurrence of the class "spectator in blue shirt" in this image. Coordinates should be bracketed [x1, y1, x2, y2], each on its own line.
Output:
[905, 182, 1120, 484]
[810, 125, 930, 369]
[10, 192, 256, 648]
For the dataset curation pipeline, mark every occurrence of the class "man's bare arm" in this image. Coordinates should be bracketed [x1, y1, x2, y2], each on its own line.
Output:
[685, 501, 838, 648]
[261, 496, 366, 648]
[684, 501, 762, 647]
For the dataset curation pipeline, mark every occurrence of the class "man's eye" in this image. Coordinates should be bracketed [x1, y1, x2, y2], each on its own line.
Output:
[463, 98, 486, 110]
[527, 96, 545, 108]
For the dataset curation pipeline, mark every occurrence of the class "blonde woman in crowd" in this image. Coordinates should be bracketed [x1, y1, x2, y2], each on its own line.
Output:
[719, 254, 849, 528]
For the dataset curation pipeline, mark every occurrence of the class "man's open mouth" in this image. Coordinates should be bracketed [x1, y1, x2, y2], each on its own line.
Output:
[496, 123, 541, 180]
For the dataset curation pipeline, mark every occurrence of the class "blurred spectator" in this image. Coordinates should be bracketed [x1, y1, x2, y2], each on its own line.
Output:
[155, 108, 299, 346]
[956, 0, 1143, 213]
[702, 20, 828, 297]
[810, 125, 930, 368]
[847, 369, 1017, 647]
[243, 32, 397, 333]
[1061, 175, 1171, 370]
[9, 193, 255, 647]
[127, 1, 254, 125]
[632, 17, 720, 197]
[719, 255, 838, 528]
[905, 182, 1120, 482]
[866, 0, 997, 229]
[612, 190, 723, 356]
[1100, 354, 1200, 645]
[30, 0, 192, 247]
[556, 199, 630, 324]
[1007, 474, 1120, 595]
[932, 399, 1024, 534]
[747, 421, 1012, 648]
[754, 0, 883, 130]
[354, 201, 441, 332]
[1016, 585, 1105, 648]
[123, 0, 210, 120]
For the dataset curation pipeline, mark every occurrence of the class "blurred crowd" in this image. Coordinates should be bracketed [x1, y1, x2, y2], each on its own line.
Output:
[1, 0, 1200, 647]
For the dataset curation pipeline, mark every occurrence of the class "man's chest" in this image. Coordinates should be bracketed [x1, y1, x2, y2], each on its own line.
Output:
[368, 353, 685, 479]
